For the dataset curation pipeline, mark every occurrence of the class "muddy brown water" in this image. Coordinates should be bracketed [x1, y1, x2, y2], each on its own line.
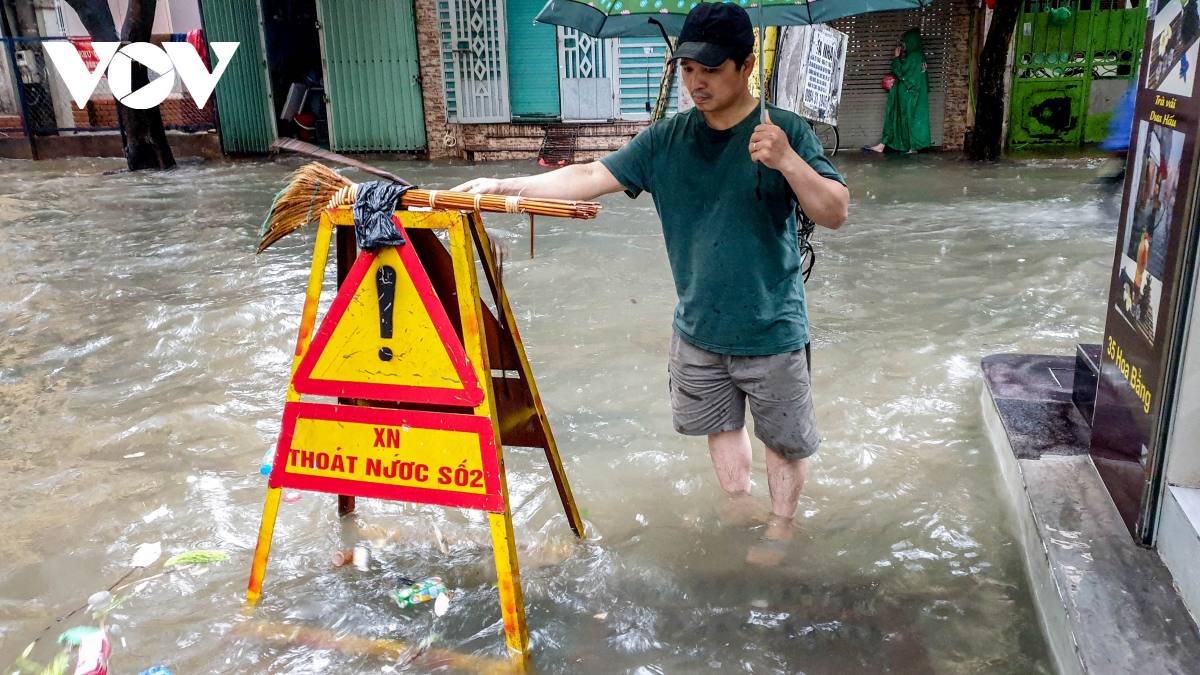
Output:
[0, 153, 1114, 673]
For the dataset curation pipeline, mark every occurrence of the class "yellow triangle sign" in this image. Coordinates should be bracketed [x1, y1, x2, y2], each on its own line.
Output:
[292, 244, 484, 406]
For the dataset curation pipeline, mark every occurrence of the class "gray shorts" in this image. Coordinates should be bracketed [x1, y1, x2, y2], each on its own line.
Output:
[668, 332, 820, 460]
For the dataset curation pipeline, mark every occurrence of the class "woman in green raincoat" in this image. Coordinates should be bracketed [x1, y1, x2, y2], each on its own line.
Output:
[866, 28, 931, 153]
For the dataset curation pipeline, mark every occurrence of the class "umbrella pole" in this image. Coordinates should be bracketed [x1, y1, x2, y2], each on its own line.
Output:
[759, 3, 766, 122]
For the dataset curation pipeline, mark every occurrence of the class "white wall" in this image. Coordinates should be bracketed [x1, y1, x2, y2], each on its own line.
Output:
[0, 13, 19, 115]
[1164, 255, 1200, 488]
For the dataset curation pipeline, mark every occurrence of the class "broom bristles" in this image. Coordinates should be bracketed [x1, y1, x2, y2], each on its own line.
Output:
[258, 162, 353, 253]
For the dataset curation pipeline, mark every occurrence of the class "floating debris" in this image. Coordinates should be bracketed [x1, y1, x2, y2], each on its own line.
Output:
[72, 630, 110, 675]
[130, 542, 161, 569]
[86, 592, 112, 612]
[392, 578, 446, 609]
[163, 550, 229, 568]
[58, 626, 102, 647]
[141, 507, 170, 524]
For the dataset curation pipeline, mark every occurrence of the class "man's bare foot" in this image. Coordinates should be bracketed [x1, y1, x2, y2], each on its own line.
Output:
[863, 143, 886, 153]
[746, 516, 794, 567]
[716, 491, 771, 527]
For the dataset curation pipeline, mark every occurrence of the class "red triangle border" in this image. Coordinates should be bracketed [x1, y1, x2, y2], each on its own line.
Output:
[291, 218, 484, 407]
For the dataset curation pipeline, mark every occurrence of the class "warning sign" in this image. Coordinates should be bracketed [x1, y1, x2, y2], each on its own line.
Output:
[292, 242, 484, 406]
[269, 402, 503, 512]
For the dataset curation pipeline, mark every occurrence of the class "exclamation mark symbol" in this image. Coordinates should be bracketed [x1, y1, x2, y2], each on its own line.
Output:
[377, 265, 396, 361]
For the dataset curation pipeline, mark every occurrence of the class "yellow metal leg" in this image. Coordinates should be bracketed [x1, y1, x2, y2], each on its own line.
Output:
[489, 511, 529, 661]
[248, 216, 334, 605]
[449, 214, 530, 664]
[470, 214, 584, 539]
[247, 486, 283, 604]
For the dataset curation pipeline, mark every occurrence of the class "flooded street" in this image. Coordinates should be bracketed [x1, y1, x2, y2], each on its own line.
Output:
[0, 153, 1114, 673]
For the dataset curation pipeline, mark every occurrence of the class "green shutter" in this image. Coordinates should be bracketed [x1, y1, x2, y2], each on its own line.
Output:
[506, 0, 560, 120]
[615, 37, 672, 120]
[319, 0, 427, 152]
[201, 0, 275, 153]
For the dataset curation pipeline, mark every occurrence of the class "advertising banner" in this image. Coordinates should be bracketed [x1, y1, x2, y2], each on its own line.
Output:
[1091, 0, 1200, 544]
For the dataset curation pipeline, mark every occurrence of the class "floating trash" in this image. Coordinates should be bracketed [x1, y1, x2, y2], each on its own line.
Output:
[59, 626, 103, 647]
[434, 591, 450, 617]
[73, 630, 110, 675]
[282, 491, 302, 503]
[331, 549, 354, 567]
[137, 667, 173, 675]
[259, 448, 275, 476]
[391, 577, 446, 609]
[163, 550, 229, 567]
[141, 506, 170, 524]
[130, 542, 161, 568]
[353, 543, 370, 571]
[86, 591, 112, 611]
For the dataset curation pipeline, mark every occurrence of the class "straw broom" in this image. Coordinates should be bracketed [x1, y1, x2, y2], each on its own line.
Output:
[258, 162, 600, 254]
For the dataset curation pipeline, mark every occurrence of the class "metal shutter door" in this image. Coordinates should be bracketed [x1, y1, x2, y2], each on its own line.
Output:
[507, 0, 560, 119]
[829, 2, 952, 148]
[318, 0, 428, 152]
[201, 0, 276, 153]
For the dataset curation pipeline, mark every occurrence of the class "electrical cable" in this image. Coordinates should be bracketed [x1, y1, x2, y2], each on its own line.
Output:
[796, 204, 816, 283]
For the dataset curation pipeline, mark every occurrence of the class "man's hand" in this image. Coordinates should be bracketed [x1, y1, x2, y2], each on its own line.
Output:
[749, 110, 800, 172]
[750, 109, 848, 229]
[451, 177, 510, 194]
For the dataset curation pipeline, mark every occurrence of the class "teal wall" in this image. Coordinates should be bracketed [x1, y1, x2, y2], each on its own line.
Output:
[506, 0, 561, 120]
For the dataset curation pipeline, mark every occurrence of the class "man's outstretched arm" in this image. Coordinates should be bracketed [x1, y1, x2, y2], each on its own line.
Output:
[451, 161, 626, 201]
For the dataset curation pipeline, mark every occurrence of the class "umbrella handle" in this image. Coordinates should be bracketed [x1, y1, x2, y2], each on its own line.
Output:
[647, 18, 673, 56]
[758, 5, 766, 123]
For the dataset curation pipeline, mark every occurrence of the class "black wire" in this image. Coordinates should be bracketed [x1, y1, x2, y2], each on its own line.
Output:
[796, 204, 816, 283]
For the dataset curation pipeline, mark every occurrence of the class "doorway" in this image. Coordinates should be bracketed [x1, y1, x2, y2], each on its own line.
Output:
[261, 0, 329, 146]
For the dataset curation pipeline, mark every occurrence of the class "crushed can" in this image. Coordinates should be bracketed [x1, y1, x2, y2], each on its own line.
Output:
[391, 577, 446, 609]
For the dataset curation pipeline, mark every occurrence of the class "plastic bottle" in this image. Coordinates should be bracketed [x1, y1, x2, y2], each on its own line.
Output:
[260, 448, 275, 476]
[391, 577, 446, 608]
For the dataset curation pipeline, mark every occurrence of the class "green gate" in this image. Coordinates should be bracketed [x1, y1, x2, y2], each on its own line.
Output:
[200, 0, 276, 153]
[318, 0, 427, 152]
[1009, 0, 1147, 148]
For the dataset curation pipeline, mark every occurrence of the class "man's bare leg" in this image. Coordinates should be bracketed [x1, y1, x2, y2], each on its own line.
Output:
[765, 447, 806, 521]
[747, 447, 807, 566]
[708, 428, 752, 493]
[709, 428, 767, 525]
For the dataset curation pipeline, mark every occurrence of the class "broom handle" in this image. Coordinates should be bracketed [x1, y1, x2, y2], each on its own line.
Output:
[272, 138, 411, 186]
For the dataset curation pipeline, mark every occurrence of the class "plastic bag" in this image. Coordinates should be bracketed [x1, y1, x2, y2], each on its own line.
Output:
[352, 182, 414, 251]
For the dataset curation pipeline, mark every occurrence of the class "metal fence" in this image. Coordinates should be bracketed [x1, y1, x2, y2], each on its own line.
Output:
[1, 35, 216, 145]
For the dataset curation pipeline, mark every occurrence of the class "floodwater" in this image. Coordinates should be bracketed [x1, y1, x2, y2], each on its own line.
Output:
[0, 151, 1116, 674]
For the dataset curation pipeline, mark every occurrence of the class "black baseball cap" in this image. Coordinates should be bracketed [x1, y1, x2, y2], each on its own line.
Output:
[671, 3, 755, 68]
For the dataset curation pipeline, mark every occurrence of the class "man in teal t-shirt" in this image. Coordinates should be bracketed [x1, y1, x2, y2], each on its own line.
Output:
[454, 2, 848, 560]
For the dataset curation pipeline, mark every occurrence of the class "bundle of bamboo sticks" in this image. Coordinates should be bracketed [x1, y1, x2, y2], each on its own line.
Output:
[258, 162, 600, 253]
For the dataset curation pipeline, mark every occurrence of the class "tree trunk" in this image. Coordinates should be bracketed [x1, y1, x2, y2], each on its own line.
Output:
[963, 0, 1022, 161]
[118, 0, 175, 170]
[63, 0, 175, 171]
[62, 0, 118, 41]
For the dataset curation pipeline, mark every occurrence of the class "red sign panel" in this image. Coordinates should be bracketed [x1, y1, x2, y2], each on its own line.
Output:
[269, 402, 504, 512]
